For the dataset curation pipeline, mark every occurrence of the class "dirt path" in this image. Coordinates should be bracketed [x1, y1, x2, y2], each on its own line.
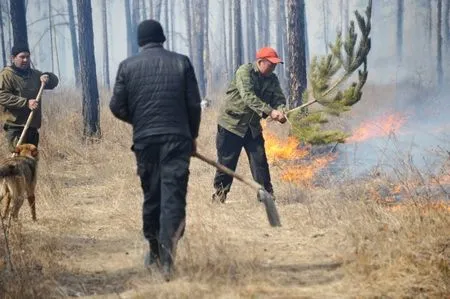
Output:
[20, 154, 353, 299]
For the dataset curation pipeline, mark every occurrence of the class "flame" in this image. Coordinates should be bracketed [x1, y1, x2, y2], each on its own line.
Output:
[346, 112, 408, 143]
[262, 122, 336, 186]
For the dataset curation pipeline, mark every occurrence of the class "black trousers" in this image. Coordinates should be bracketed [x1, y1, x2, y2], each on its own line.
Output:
[213, 125, 273, 195]
[3, 124, 39, 152]
[134, 135, 192, 263]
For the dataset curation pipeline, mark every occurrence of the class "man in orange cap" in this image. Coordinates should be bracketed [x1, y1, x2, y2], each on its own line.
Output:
[212, 47, 287, 203]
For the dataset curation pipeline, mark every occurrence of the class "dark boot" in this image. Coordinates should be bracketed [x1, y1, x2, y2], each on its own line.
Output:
[144, 239, 160, 268]
[159, 244, 174, 281]
[212, 189, 227, 203]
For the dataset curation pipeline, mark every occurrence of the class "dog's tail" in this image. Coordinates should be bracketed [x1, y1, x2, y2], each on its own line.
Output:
[0, 163, 19, 177]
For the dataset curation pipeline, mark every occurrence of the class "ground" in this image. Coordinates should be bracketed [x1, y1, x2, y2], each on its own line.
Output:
[0, 92, 449, 298]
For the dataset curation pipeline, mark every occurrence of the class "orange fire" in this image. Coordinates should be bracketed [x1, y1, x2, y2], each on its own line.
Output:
[262, 122, 335, 186]
[346, 112, 408, 143]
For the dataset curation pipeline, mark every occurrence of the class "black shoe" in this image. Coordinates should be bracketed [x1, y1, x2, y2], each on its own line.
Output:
[144, 251, 159, 268]
[212, 190, 227, 203]
[145, 239, 160, 269]
[161, 262, 173, 281]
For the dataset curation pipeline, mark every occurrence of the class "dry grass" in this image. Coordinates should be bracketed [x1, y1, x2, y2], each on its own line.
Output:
[0, 86, 448, 298]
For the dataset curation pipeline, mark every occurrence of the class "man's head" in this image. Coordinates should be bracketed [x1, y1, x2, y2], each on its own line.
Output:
[137, 19, 166, 47]
[256, 47, 283, 76]
[11, 44, 31, 70]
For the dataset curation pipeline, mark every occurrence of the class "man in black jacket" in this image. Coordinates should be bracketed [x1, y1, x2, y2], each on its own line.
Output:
[110, 19, 202, 281]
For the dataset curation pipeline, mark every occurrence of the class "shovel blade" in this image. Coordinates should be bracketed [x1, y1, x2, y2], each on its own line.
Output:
[258, 189, 282, 227]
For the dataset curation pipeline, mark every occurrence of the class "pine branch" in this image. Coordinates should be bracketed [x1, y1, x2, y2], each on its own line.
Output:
[288, 0, 372, 145]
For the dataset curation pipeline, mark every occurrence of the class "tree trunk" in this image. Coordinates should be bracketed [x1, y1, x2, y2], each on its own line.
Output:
[396, 0, 404, 62]
[445, 0, 450, 47]
[154, 0, 162, 20]
[228, 0, 233, 78]
[287, 0, 307, 108]
[192, 0, 205, 98]
[221, 0, 228, 78]
[427, 0, 432, 46]
[125, 0, 133, 57]
[0, 3, 7, 67]
[233, 0, 242, 72]
[184, 0, 192, 59]
[275, 1, 285, 81]
[164, 0, 170, 50]
[48, 0, 54, 72]
[148, 0, 153, 18]
[263, 0, 269, 45]
[76, 0, 101, 138]
[437, 0, 443, 87]
[9, 0, 28, 48]
[322, 0, 329, 54]
[102, 0, 110, 88]
[131, 0, 140, 54]
[170, 0, 175, 50]
[247, 0, 256, 61]
[67, 0, 80, 87]
[256, 1, 263, 46]
[343, 0, 349, 36]
[203, 0, 210, 97]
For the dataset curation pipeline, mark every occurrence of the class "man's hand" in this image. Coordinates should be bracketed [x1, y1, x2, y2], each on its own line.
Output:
[40, 74, 49, 84]
[269, 109, 287, 124]
[28, 99, 39, 110]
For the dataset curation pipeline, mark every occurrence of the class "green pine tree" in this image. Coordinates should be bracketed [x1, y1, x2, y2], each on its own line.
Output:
[287, 0, 372, 145]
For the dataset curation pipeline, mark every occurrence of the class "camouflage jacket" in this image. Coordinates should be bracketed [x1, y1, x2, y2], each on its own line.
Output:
[0, 66, 58, 129]
[218, 62, 286, 138]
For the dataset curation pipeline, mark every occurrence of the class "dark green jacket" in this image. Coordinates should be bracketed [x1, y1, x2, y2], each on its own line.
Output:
[0, 66, 59, 129]
[218, 62, 286, 138]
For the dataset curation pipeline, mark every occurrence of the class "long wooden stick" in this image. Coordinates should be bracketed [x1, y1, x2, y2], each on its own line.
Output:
[16, 82, 45, 147]
[193, 152, 262, 191]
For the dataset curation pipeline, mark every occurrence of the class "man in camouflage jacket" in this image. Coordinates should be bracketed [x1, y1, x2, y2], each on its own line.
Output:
[213, 47, 287, 203]
[0, 44, 59, 151]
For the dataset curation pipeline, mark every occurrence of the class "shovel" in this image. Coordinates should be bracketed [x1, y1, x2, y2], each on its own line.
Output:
[15, 81, 46, 148]
[193, 152, 281, 227]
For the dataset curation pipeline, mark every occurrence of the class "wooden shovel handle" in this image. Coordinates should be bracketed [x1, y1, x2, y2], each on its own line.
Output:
[16, 81, 46, 148]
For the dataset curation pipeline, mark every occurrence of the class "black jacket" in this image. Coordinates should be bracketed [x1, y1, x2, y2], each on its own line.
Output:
[110, 43, 201, 143]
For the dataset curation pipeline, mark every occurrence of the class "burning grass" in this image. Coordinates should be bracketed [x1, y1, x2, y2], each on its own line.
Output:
[0, 87, 449, 298]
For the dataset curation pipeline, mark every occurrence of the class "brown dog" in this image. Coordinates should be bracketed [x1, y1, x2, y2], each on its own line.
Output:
[0, 144, 39, 223]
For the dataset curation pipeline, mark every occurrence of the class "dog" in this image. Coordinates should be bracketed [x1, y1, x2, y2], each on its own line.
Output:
[0, 144, 39, 223]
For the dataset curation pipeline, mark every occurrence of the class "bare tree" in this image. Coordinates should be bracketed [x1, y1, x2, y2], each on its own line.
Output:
[426, 0, 432, 46]
[228, 0, 233, 77]
[233, 0, 242, 72]
[287, 0, 307, 108]
[445, 0, 450, 47]
[184, 0, 192, 58]
[221, 0, 228, 77]
[148, 0, 153, 18]
[247, 0, 256, 61]
[76, 0, 101, 138]
[131, 0, 140, 55]
[164, 0, 169, 49]
[102, 0, 110, 88]
[67, 0, 80, 86]
[437, 0, 443, 87]
[49, 0, 54, 72]
[343, 0, 349, 35]
[125, 0, 133, 56]
[192, 0, 205, 97]
[154, 0, 162, 20]
[396, 0, 404, 62]
[322, 0, 329, 54]
[275, 1, 286, 82]
[203, 0, 210, 96]
[9, 0, 28, 47]
[0, 2, 7, 67]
